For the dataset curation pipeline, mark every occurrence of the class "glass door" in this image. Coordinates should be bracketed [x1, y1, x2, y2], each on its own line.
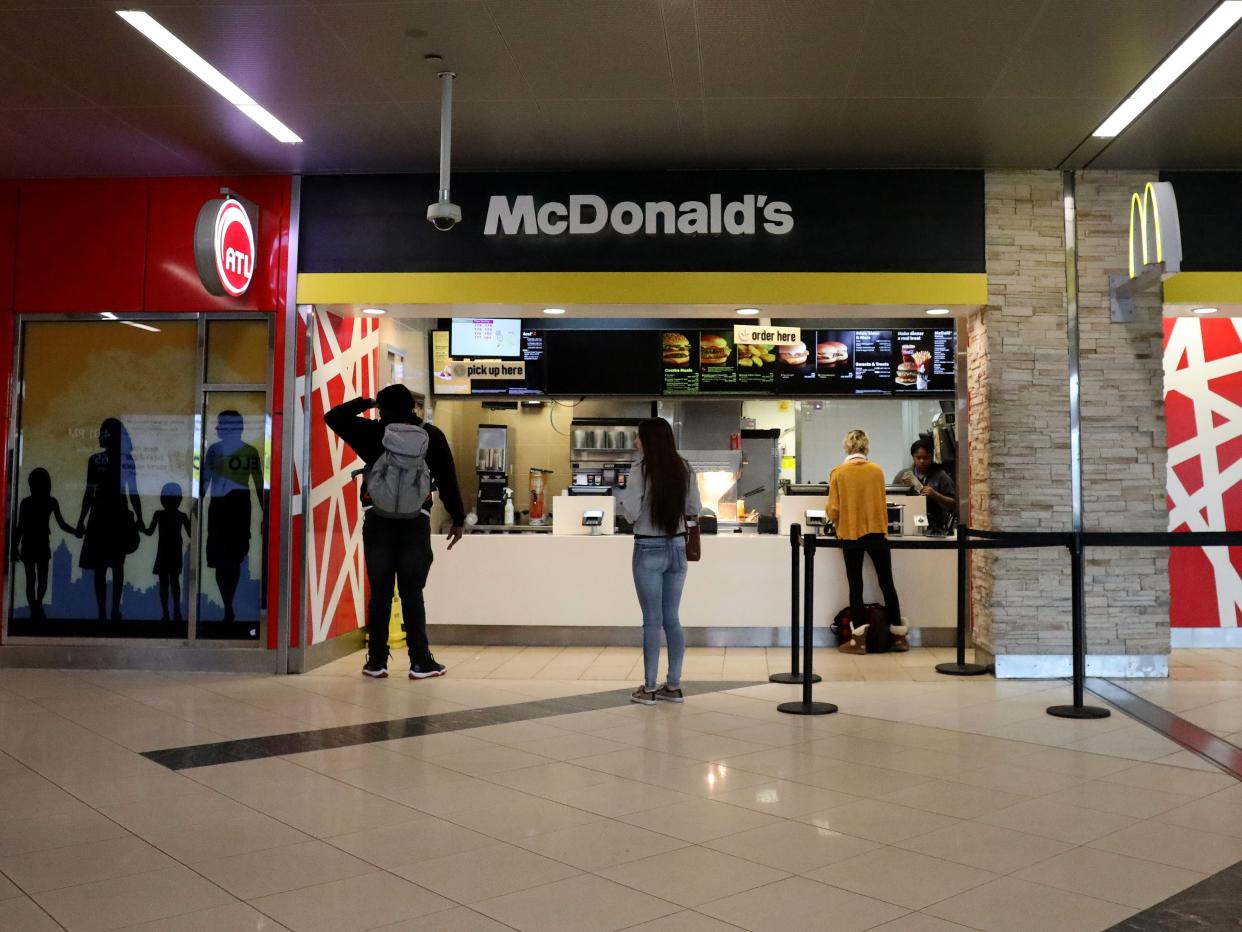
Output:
[6, 315, 271, 644]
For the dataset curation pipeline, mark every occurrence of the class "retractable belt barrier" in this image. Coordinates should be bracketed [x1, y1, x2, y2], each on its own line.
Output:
[779, 525, 1242, 719]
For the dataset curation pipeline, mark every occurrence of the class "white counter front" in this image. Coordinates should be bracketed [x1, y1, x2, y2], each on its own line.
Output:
[424, 533, 956, 646]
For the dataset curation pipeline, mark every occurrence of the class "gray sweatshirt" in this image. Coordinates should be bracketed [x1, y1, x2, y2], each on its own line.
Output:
[617, 457, 703, 536]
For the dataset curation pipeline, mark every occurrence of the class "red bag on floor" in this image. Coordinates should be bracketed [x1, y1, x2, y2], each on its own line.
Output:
[831, 604, 890, 650]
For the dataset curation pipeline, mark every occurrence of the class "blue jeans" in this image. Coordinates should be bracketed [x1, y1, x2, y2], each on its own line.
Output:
[632, 537, 688, 691]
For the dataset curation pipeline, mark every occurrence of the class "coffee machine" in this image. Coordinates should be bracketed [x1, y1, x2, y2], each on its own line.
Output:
[476, 424, 510, 525]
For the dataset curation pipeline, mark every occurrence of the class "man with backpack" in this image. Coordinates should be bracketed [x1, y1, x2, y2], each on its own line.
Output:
[326, 384, 465, 679]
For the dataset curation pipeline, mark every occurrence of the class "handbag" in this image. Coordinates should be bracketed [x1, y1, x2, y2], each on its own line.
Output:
[685, 517, 701, 562]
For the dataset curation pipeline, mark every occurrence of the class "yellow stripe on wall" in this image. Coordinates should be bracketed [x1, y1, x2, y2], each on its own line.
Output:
[297, 271, 988, 307]
[1164, 272, 1242, 305]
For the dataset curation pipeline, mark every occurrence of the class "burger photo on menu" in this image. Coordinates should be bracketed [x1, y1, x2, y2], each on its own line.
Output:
[700, 333, 732, 367]
[817, 340, 849, 368]
[778, 342, 810, 369]
[895, 361, 918, 387]
[663, 332, 691, 366]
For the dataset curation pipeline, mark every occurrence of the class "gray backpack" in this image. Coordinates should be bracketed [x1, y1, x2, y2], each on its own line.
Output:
[365, 423, 431, 519]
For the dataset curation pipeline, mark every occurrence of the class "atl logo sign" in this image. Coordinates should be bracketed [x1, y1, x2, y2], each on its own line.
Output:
[194, 195, 257, 297]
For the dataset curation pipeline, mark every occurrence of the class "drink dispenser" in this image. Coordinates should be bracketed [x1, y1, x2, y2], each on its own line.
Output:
[528, 468, 553, 525]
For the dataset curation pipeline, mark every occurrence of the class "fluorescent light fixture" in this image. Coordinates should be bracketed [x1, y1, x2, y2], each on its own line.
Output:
[735, 307, 760, 316]
[925, 307, 952, 316]
[116, 10, 302, 144]
[122, 321, 162, 333]
[1093, 1, 1242, 138]
[1193, 306, 1219, 314]
[542, 307, 567, 315]
[361, 307, 386, 316]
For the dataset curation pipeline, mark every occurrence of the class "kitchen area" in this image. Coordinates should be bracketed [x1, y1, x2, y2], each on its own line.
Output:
[421, 317, 961, 646]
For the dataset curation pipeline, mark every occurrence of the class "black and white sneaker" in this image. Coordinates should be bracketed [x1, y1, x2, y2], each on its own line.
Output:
[409, 659, 446, 680]
[362, 659, 388, 678]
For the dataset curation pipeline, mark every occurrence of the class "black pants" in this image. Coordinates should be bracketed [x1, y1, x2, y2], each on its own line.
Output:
[363, 511, 434, 665]
[842, 534, 902, 628]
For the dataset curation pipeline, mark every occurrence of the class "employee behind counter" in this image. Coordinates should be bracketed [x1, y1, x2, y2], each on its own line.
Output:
[892, 439, 957, 531]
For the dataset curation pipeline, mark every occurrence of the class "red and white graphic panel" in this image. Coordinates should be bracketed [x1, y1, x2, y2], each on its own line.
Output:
[1164, 316, 1242, 630]
[294, 311, 379, 644]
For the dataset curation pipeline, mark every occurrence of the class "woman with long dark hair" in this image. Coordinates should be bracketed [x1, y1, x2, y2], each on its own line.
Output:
[617, 418, 701, 705]
[77, 417, 144, 622]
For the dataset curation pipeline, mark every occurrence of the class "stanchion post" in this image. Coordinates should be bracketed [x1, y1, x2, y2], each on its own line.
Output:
[936, 524, 989, 676]
[1048, 531, 1110, 719]
[771, 523, 821, 685]
[779, 532, 837, 716]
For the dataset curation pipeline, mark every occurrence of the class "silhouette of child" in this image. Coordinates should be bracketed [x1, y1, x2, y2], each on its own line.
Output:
[145, 482, 191, 624]
[11, 468, 78, 621]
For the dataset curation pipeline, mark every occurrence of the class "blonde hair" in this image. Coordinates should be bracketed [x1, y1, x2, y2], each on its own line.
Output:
[843, 429, 870, 456]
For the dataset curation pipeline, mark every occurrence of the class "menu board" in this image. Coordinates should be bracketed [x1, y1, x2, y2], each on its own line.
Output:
[431, 329, 546, 396]
[434, 325, 955, 398]
[662, 330, 778, 395]
[893, 328, 955, 393]
[775, 328, 954, 396]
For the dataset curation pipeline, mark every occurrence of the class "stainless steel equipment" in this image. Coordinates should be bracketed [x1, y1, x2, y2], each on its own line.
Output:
[570, 417, 642, 500]
[476, 424, 510, 525]
[738, 429, 781, 518]
[886, 503, 905, 537]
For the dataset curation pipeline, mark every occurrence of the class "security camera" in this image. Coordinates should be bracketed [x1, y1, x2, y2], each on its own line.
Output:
[427, 200, 461, 231]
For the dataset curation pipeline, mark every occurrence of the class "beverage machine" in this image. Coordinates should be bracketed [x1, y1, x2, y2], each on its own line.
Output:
[475, 424, 510, 525]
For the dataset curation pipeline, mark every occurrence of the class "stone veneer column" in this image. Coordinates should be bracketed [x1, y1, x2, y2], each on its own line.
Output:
[969, 170, 1168, 676]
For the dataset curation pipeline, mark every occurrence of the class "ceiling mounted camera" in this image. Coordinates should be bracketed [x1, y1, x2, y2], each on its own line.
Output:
[427, 68, 460, 231]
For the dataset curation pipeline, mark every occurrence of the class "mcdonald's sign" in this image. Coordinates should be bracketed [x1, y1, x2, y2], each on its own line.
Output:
[1128, 181, 1182, 280]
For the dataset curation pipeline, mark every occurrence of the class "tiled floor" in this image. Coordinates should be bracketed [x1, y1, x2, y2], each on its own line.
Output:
[1123, 648, 1242, 747]
[0, 645, 1238, 932]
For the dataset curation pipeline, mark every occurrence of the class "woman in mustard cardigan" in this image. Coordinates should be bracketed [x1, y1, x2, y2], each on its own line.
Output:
[826, 429, 908, 653]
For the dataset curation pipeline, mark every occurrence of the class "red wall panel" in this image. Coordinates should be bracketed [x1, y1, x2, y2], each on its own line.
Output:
[144, 176, 290, 312]
[14, 180, 149, 313]
[0, 184, 16, 313]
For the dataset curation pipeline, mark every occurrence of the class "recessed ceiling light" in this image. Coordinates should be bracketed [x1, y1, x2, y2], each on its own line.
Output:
[1193, 306, 1219, 314]
[116, 11, 302, 144]
[361, 307, 386, 316]
[542, 307, 566, 315]
[735, 307, 760, 316]
[925, 308, 952, 316]
[1093, 1, 1242, 138]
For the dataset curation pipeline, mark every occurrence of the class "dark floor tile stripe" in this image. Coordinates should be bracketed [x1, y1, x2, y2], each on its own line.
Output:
[1105, 858, 1242, 931]
[142, 681, 760, 771]
[1087, 677, 1242, 781]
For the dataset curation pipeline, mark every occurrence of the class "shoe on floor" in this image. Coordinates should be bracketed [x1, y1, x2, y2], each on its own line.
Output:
[655, 685, 684, 703]
[631, 686, 657, 706]
[409, 658, 446, 679]
[838, 624, 868, 655]
[891, 623, 910, 653]
[362, 659, 389, 678]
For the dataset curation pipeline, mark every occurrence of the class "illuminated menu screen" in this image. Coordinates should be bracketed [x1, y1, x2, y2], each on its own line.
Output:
[662, 330, 778, 395]
[431, 330, 546, 396]
[775, 328, 954, 397]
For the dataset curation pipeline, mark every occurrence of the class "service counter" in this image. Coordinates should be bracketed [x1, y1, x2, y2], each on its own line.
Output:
[424, 532, 956, 647]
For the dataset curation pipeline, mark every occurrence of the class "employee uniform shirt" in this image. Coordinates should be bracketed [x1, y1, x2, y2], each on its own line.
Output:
[617, 458, 702, 536]
[892, 466, 957, 529]
[324, 397, 467, 525]
[827, 456, 889, 540]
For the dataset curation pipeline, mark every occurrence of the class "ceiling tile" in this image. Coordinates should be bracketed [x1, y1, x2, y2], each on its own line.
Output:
[970, 97, 1118, 168]
[990, 0, 1218, 99]
[311, 0, 532, 102]
[486, 0, 674, 99]
[695, 0, 871, 98]
[1093, 98, 1242, 169]
[849, 0, 1039, 98]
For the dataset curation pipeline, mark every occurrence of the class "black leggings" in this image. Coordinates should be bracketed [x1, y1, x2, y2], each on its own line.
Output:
[842, 534, 901, 627]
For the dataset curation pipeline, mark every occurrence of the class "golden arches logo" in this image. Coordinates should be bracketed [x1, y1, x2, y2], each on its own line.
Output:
[1128, 181, 1182, 280]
